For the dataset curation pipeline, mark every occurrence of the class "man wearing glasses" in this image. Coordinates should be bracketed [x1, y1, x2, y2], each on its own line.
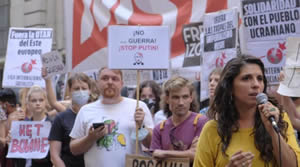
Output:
[150, 76, 208, 164]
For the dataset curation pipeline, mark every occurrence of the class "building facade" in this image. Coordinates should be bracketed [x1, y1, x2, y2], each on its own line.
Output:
[0, 0, 65, 88]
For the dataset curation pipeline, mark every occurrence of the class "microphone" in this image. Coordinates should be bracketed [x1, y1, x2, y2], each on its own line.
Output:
[256, 93, 279, 133]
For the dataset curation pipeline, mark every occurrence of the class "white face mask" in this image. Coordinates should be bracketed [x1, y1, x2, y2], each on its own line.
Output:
[72, 90, 90, 106]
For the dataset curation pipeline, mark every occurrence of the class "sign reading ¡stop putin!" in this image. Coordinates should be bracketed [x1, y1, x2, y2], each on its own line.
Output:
[108, 25, 170, 70]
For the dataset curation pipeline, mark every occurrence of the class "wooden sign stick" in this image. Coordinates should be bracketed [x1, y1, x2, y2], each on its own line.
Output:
[135, 69, 141, 154]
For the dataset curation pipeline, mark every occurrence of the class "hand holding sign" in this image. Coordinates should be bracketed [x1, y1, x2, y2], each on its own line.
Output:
[41, 51, 66, 78]
[134, 108, 145, 129]
[7, 121, 51, 159]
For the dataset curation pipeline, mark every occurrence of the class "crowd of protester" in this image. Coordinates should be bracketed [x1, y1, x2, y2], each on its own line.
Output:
[0, 54, 300, 167]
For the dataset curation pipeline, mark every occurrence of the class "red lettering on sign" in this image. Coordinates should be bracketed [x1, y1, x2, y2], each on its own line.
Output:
[10, 139, 20, 153]
[34, 124, 43, 136]
[41, 137, 48, 153]
[32, 138, 41, 151]
[19, 125, 25, 136]
[9, 138, 49, 154]
[26, 124, 32, 138]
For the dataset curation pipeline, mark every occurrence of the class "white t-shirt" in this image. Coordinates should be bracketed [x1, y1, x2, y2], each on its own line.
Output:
[153, 110, 167, 125]
[70, 97, 154, 167]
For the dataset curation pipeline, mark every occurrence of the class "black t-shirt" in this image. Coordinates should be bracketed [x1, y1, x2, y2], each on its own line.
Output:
[48, 109, 85, 167]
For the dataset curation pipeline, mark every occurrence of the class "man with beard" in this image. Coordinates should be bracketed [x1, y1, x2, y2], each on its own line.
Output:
[69, 67, 154, 167]
[150, 76, 208, 165]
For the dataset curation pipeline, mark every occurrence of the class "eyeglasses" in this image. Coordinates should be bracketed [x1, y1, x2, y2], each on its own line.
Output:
[169, 127, 185, 150]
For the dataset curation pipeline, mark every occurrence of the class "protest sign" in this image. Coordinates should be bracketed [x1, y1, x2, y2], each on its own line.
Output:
[182, 22, 204, 67]
[201, 8, 238, 101]
[151, 69, 169, 84]
[108, 25, 169, 70]
[64, 0, 230, 74]
[277, 37, 300, 97]
[41, 51, 66, 78]
[7, 121, 52, 159]
[285, 37, 300, 68]
[241, 0, 300, 42]
[241, 0, 300, 85]
[2, 27, 53, 88]
[125, 154, 189, 167]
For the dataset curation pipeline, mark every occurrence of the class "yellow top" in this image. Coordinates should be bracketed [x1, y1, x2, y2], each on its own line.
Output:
[193, 112, 300, 167]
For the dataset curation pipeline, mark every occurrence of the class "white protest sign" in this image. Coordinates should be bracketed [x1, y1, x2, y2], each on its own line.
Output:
[277, 70, 300, 97]
[277, 37, 300, 97]
[285, 37, 300, 68]
[108, 26, 170, 69]
[241, 0, 300, 42]
[2, 27, 53, 88]
[7, 121, 51, 159]
[41, 51, 66, 78]
[241, 0, 300, 85]
[201, 8, 238, 101]
[246, 40, 285, 83]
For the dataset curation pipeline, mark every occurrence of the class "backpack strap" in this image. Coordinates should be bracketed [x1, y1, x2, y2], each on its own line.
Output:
[193, 114, 202, 130]
[160, 120, 167, 131]
[160, 113, 202, 131]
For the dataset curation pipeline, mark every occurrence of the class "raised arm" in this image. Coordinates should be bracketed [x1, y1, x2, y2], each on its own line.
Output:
[0, 120, 6, 149]
[42, 67, 66, 112]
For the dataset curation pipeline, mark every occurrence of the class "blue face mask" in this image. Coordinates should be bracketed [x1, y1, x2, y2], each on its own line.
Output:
[72, 90, 90, 106]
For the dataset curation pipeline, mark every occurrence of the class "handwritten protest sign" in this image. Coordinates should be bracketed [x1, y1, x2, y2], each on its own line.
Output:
[108, 26, 170, 70]
[7, 121, 51, 159]
[241, 0, 300, 85]
[277, 37, 300, 97]
[2, 27, 53, 88]
[125, 154, 189, 167]
[201, 8, 238, 100]
[41, 51, 66, 78]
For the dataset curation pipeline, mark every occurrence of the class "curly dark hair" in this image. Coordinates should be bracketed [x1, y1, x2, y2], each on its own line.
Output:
[133, 80, 162, 114]
[208, 55, 288, 164]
